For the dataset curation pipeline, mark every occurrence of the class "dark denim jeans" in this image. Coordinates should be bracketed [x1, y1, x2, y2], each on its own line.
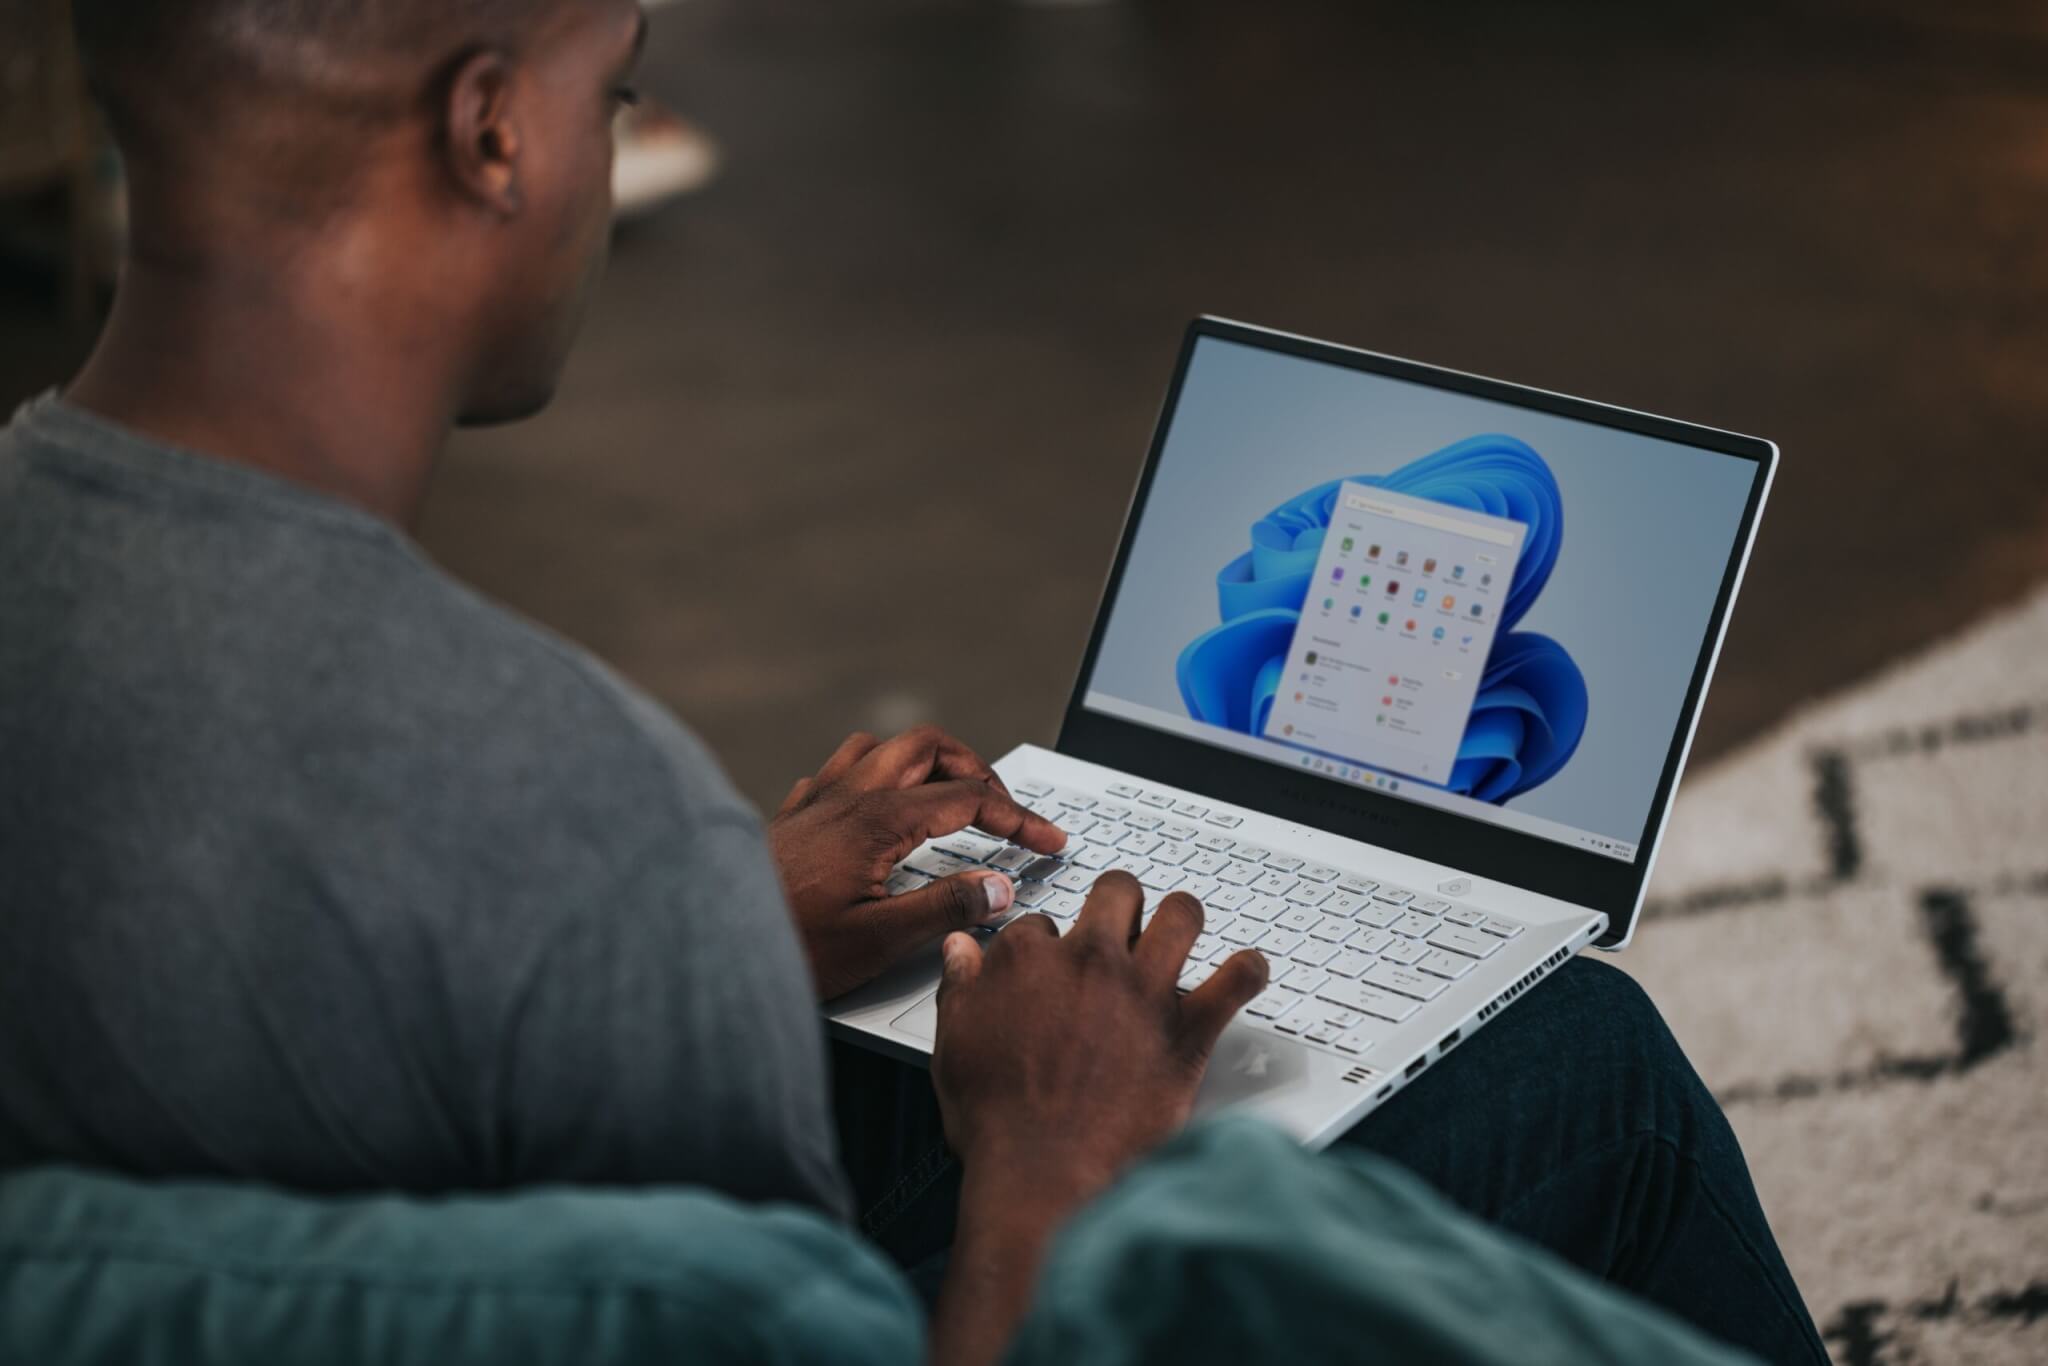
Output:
[830, 957, 1828, 1365]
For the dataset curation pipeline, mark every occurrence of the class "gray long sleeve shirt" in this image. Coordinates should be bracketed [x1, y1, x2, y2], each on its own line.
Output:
[0, 395, 848, 1217]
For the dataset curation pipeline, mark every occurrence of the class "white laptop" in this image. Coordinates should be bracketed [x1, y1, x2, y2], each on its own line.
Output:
[828, 317, 1775, 1148]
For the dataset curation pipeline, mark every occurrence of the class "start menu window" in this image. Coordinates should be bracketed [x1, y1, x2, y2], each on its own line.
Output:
[1262, 482, 1528, 783]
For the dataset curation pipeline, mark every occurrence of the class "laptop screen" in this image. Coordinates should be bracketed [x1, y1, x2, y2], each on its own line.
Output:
[1078, 334, 1760, 864]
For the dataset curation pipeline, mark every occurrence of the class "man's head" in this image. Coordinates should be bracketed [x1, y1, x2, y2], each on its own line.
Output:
[73, 0, 647, 424]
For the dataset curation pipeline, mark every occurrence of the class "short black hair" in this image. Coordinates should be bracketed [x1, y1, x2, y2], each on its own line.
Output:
[72, 0, 555, 161]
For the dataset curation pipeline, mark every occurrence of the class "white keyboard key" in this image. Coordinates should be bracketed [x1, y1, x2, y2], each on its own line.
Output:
[1216, 862, 1261, 886]
[1417, 949, 1474, 980]
[1307, 917, 1356, 945]
[1221, 920, 1268, 947]
[1152, 841, 1196, 867]
[1284, 883, 1333, 908]
[1315, 979, 1420, 1024]
[1058, 814, 1099, 838]
[1044, 891, 1085, 919]
[1194, 833, 1236, 853]
[1015, 881, 1057, 908]
[1417, 898, 1451, 915]
[1190, 932, 1226, 962]
[1443, 905, 1486, 927]
[1350, 928, 1396, 956]
[1354, 902, 1402, 929]
[1106, 782, 1141, 799]
[1313, 1006, 1365, 1033]
[1239, 896, 1287, 924]
[1391, 911, 1438, 939]
[1139, 865, 1185, 892]
[1364, 962, 1447, 1001]
[1178, 961, 1215, 993]
[1123, 813, 1165, 832]
[1289, 939, 1340, 968]
[1335, 1029, 1381, 1056]
[1108, 854, 1151, 879]
[1275, 907, 1322, 935]
[1209, 885, 1254, 911]
[1337, 876, 1379, 897]
[1138, 791, 1175, 809]
[1264, 855, 1305, 873]
[1303, 1021, 1344, 1046]
[1119, 831, 1164, 857]
[906, 848, 974, 878]
[1017, 781, 1054, 798]
[1019, 855, 1065, 882]
[1323, 890, 1368, 918]
[1205, 812, 1244, 829]
[1260, 929, 1305, 957]
[1052, 865, 1096, 893]
[1246, 987, 1305, 1021]
[1180, 876, 1221, 902]
[1161, 822, 1201, 843]
[1480, 915, 1526, 940]
[1252, 872, 1298, 898]
[1095, 803, 1132, 821]
[1286, 967, 1330, 997]
[1057, 793, 1098, 811]
[1427, 925, 1501, 960]
[935, 832, 1004, 862]
[1298, 864, 1341, 884]
[1185, 850, 1231, 877]
[1072, 843, 1119, 870]
[1380, 938, 1428, 966]
[987, 846, 1036, 873]
[1328, 948, 1376, 978]
[1232, 844, 1273, 862]
[1172, 800, 1209, 818]
[1372, 888, 1415, 906]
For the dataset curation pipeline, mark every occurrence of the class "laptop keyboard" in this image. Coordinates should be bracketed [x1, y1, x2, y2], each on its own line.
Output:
[885, 777, 1530, 1060]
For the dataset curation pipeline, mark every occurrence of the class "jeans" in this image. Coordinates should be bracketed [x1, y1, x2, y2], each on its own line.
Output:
[829, 957, 1828, 1366]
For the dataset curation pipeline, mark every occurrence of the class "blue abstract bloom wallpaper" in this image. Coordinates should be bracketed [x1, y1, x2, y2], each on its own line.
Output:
[1085, 338, 1756, 847]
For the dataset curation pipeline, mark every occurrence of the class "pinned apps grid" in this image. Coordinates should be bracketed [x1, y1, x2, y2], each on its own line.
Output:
[1262, 483, 1526, 783]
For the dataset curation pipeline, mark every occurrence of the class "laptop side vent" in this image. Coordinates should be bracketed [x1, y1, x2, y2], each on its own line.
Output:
[1340, 1065, 1375, 1087]
[1474, 945, 1574, 1025]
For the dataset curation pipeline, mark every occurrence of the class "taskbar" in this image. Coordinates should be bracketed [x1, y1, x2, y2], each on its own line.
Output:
[1081, 692, 1639, 864]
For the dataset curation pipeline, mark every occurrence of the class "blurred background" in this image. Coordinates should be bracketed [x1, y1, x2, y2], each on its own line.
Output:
[4, 2, 2046, 1360]
[5, 0, 2045, 811]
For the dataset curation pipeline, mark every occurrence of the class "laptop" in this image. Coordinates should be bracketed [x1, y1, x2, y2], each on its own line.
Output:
[828, 316, 1775, 1146]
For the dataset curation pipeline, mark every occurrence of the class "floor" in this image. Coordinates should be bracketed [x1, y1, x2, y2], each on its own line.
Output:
[4, 0, 2045, 812]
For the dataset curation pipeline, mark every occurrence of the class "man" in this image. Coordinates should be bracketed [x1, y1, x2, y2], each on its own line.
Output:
[0, 2, 1827, 1363]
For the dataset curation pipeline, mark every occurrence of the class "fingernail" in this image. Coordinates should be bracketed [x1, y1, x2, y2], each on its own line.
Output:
[978, 874, 1014, 919]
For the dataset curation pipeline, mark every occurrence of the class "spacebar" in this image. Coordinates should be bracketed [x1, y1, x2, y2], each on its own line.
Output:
[1315, 979, 1420, 1023]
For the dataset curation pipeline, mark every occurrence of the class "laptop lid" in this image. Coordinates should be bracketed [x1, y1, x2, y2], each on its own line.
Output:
[1056, 317, 1775, 948]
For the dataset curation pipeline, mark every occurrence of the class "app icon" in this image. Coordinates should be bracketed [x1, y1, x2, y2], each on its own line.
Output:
[1294, 692, 1304, 703]
[1381, 695, 1393, 706]
[1388, 674, 1399, 684]
[1305, 651, 1318, 664]
[1350, 605, 1362, 618]
[1389, 781, 1400, 792]
[1284, 724, 1296, 736]
[1470, 603, 1483, 617]
[1433, 626, 1445, 640]
[1376, 714, 1386, 725]
[1461, 635, 1473, 646]
[1359, 574, 1372, 589]
[1452, 565, 1465, 580]
[1324, 597, 1335, 610]
[1386, 579, 1400, 595]
[1377, 612, 1390, 624]
[1395, 551, 1410, 567]
[1331, 567, 1344, 582]
[1341, 536, 1355, 552]
[1441, 595, 1455, 610]
[1405, 618, 1417, 631]
[1423, 558, 1437, 574]
[1301, 755, 1311, 765]
[1412, 588, 1427, 604]
[1481, 572, 1493, 587]
[1367, 544, 1381, 559]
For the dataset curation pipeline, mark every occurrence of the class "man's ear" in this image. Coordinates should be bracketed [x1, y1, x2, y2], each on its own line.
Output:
[443, 48, 521, 215]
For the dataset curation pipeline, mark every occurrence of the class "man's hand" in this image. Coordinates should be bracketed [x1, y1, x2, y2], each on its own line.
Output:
[769, 726, 1067, 1001]
[925, 872, 1267, 1366]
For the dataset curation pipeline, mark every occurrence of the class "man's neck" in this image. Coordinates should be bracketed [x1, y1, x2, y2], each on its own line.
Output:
[65, 247, 462, 530]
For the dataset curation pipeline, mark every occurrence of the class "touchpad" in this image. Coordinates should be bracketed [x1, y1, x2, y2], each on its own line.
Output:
[1194, 1028, 1312, 1114]
[890, 991, 940, 1043]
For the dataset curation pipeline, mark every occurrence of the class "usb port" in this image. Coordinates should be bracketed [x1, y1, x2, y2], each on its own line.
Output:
[1438, 1029, 1462, 1053]
[1405, 1057, 1428, 1079]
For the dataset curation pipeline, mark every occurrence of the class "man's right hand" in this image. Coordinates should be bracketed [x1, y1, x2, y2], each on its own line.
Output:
[925, 872, 1267, 1366]
[934, 870, 1268, 1212]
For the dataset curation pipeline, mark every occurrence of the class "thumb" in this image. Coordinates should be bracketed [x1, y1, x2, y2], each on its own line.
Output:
[879, 870, 1015, 946]
[935, 931, 984, 1032]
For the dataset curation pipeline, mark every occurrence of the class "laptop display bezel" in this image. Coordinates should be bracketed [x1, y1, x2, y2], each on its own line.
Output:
[1054, 316, 1776, 948]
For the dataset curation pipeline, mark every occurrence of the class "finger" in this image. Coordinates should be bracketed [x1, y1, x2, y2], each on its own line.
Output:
[862, 871, 1015, 953]
[846, 725, 965, 791]
[1134, 891, 1204, 983]
[889, 779, 1066, 856]
[933, 931, 985, 1042]
[1179, 950, 1270, 1061]
[815, 732, 880, 788]
[778, 775, 814, 815]
[1072, 870, 1143, 948]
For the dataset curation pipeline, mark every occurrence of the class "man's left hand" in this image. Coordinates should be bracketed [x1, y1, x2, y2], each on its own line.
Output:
[769, 726, 1067, 1000]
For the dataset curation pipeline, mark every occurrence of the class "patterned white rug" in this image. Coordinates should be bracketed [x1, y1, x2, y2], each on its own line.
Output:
[1616, 585, 2048, 1365]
